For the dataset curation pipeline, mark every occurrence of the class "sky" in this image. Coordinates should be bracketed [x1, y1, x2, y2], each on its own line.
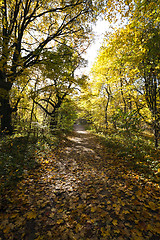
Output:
[85, 21, 111, 68]
[79, 19, 112, 76]
[80, 14, 128, 76]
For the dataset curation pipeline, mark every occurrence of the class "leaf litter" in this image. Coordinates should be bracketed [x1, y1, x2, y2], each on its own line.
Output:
[0, 126, 160, 239]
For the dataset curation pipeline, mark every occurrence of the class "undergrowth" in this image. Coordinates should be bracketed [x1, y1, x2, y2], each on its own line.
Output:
[95, 128, 160, 184]
[0, 132, 58, 194]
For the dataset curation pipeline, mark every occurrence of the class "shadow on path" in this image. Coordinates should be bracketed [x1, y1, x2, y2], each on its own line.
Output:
[0, 125, 160, 240]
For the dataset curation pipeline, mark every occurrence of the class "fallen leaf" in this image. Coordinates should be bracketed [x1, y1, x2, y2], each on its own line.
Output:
[26, 211, 37, 219]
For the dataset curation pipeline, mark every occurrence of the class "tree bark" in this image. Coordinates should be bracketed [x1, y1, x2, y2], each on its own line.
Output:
[0, 95, 13, 134]
[120, 78, 127, 114]
[50, 101, 62, 131]
[104, 86, 111, 129]
[50, 111, 59, 131]
[153, 121, 159, 148]
[0, 70, 13, 134]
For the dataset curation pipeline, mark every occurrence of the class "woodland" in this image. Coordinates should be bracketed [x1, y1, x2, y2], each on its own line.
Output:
[0, 0, 160, 239]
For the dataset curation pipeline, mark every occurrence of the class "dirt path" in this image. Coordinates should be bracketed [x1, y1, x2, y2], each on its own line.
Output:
[1, 125, 160, 240]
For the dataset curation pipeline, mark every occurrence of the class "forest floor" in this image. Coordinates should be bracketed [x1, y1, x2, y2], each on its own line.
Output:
[0, 125, 160, 240]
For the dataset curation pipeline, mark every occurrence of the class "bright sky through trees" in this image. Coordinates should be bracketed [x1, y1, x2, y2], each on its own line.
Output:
[82, 17, 128, 75]
[76, 19, 111, 76]
[1, 1, 160, 239]
[84, 20, 111, 72]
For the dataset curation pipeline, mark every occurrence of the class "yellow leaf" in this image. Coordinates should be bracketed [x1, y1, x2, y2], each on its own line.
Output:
[35, 236, 44, 240]
[114, 204, 121, 214]
[10, 213, 18, 219]
[57, 219, 64, 224]
[91, 206, 96, 212]
[112, 219, 118, 226]
[122, 210, 130, 214]
[26, 211, 37, 219]
[75, 223, 82, 232]
[148, 202, 156, 211]
[49, 212, 55, 218]
[101, 227, 110, 237]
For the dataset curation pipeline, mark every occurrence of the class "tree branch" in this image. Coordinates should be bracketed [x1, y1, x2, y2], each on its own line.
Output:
[33, 99, 51, 116]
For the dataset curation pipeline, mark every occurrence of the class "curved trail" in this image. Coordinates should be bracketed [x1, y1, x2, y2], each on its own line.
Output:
[1, 125, 160, 240]
[51, 124, 160, 239]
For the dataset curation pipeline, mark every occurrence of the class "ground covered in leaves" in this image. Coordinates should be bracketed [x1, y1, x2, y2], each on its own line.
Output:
[0, 125, 160, 240]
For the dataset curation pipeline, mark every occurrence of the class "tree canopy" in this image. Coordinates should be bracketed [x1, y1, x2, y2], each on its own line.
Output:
[1, 1, 160, 239]
[79, 0, 160, 147]
[0, 0, 107, 133]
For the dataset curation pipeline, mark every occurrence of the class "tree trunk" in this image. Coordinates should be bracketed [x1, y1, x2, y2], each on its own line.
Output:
[0, 96, 13, 134]
[153, 119, 159, 149]
[50, 110, 59, 132]
[50, 98, 63, 132]
[153, 120, 159, 148]
[0, 70, 13, 134]
[104, 85, 111, 130]
[105, 97, 110, 129]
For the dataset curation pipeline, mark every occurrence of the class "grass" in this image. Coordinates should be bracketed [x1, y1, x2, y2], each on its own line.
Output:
[94, 128, 160, 184]
[0, 131, 58, 195]
[0, 126, 159, 198]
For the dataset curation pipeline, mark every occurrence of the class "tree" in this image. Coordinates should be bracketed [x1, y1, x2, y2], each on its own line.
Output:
[90, 31, 136, 131]
[0, 0, 106, 134]
[90, 0, 160, 146]
[132, 0, 160, 147]
[32, 43, 87, 131]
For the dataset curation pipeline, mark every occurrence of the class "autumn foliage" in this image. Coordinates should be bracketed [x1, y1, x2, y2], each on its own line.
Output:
[0, 0, 160, 239]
